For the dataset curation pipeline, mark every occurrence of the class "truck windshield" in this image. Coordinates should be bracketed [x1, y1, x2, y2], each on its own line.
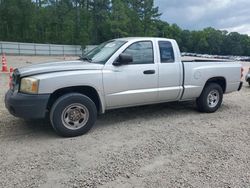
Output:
[81, 40, 127, 64]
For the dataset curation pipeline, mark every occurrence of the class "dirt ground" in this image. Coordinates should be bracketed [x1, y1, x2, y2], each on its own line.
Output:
[0, 56, 250, 188]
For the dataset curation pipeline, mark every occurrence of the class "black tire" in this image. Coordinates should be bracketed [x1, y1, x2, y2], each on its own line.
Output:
[50, 93, 97, 137]
[196, 83, 223, 113]
[248, 81, 250, 86]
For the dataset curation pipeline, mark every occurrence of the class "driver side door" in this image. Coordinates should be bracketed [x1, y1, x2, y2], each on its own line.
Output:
[103, 41, 158, 109]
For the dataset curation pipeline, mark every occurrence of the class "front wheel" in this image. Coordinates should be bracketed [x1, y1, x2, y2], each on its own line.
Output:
[50, 93, 97, 137]
[196, 83, 223, 113]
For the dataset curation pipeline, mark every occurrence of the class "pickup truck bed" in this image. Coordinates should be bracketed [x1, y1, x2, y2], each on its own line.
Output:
[181, 56, 231, 62]
[181, 61, 242, 100]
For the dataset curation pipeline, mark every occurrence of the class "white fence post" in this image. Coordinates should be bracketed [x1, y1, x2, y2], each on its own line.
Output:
[18, 43, 20, 55]
[49, 44, 51, 56]
[34, 43, 36, 55]
[0, 43, 3, 54]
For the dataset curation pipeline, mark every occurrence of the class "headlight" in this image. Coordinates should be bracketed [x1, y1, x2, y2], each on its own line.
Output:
[20, 77, 39, 94]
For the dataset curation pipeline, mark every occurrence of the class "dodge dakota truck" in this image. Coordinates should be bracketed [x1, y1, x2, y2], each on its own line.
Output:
[5, 37, 243, 137]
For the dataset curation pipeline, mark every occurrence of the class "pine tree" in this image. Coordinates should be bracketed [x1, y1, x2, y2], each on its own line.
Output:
[110, 0, 129, 38]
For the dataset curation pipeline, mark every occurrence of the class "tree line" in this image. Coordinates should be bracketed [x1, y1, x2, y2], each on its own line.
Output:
[0, 0, 250, 56]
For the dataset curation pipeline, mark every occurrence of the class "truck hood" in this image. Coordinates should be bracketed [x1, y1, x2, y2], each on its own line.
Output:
[17, 60, 104, 77]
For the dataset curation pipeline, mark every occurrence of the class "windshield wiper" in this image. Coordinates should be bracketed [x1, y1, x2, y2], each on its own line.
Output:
[79, 56, 92, 62]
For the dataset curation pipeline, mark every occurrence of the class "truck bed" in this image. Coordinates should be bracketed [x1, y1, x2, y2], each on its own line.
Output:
[181, 56, 232, 62]
[180, 60, 242, 100]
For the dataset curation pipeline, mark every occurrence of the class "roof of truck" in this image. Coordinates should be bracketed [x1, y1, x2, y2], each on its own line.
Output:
[115, 37, 174, 42]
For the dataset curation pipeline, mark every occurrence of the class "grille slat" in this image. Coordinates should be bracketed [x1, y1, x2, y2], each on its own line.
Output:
[11, 69, 20, 91]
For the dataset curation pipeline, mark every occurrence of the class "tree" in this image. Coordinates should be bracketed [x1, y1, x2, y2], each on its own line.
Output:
[88, 0, 111, 44]
[109, 0, 129, 38]
[180, 30, 192, 52]
[139, 0, 161, 36]
[0, 0, 36, 42]
[203, 27, 223, 54]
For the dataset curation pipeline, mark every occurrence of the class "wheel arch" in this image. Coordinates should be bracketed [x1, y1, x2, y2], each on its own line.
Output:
[204, 77, 226, 93]
[47, 86, 104, 114]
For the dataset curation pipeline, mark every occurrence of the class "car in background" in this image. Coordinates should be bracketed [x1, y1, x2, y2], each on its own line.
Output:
[246, 68, 250, 86]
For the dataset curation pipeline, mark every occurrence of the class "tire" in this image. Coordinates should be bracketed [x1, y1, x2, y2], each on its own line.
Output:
[196, 83, 223, 113]
[50, 93, 97, 137]
[248, 81, 250, 86]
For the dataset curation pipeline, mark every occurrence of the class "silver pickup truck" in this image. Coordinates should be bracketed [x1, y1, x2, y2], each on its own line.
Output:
[5, 37, 243, 137]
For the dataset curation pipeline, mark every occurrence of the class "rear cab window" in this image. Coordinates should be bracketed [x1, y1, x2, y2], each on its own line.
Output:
[158, 41, 175, 63]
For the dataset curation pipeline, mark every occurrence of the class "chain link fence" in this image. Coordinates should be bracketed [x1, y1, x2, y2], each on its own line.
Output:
[0, 41, 96, 56]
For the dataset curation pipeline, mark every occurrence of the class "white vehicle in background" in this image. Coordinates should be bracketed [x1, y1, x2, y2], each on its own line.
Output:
[5, 37, 243, 137]
[246, 68, 250, 86]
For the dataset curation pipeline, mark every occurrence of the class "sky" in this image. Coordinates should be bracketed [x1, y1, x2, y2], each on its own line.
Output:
[155, 0, 250, 35]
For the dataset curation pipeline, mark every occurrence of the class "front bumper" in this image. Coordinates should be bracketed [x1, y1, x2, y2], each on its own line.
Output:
[5, 90, 50, 119]
[246, 74, 250, 82]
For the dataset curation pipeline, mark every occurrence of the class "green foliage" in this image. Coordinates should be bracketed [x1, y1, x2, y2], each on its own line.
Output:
[110, 0, 129, 38]
[0, 0, 250, 56]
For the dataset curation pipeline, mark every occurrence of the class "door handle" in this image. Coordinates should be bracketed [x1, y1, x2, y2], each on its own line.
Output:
[143, 70, 155, 74]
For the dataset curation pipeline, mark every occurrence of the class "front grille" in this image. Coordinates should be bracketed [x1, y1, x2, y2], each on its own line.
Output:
[11, 69, 20, 91]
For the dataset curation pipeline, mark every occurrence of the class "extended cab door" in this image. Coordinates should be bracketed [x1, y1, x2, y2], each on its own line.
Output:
[157, 40, 183, 101]
[103, 40, 158, 109]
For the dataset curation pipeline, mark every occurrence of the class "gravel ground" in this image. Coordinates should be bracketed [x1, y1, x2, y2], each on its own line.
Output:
[0, 56, 249, 188]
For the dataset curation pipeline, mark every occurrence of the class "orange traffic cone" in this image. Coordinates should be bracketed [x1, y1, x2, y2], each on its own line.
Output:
[9, 67, 14, 88]
[2, 54, 8, 72]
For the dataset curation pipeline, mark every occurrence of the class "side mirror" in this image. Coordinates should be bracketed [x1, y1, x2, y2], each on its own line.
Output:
[113, 53, 133, 66]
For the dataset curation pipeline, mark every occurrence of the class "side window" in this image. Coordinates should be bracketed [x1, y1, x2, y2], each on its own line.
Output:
[123, 41, 154, 64]
[159, 41, 175, 63]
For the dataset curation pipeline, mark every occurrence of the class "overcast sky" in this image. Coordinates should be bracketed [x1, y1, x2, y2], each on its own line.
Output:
[155, 0, 250, 35]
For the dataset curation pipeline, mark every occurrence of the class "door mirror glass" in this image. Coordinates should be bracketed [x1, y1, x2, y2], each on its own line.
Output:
[113, 53, 133, 66]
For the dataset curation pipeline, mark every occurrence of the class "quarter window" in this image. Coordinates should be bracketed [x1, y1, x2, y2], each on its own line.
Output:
[159, 41, 175, 63]
[123, 41, 154, 64]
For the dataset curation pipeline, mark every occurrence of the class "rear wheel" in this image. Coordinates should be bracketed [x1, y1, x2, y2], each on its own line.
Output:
[196, 83, 223, 113]
[50, 93, 97, 137]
